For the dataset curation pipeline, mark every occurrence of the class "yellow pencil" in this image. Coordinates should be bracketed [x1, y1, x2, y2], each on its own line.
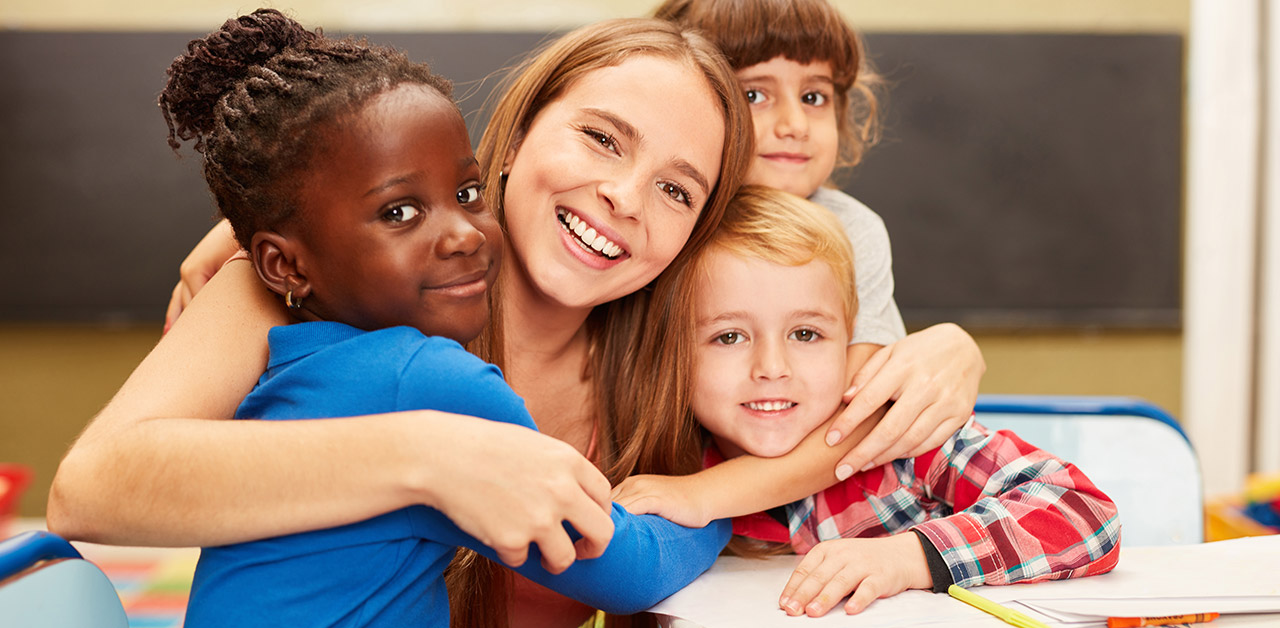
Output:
[948, 584, 1051, 628]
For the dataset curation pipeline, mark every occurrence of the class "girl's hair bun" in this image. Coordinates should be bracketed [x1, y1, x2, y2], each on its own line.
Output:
[160, 8, 317, 151]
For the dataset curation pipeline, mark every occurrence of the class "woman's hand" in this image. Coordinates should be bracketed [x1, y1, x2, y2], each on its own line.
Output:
[611, 474, 712, 528]
[778, 534, 931, 617]
[165, 219, 241, 329]
[827, 323, 985, 478]
[434, 420, 616, 573]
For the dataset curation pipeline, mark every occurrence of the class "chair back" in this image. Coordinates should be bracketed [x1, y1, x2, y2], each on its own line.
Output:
[0, 531, 129, 628]
[975, 395, 1203, 546]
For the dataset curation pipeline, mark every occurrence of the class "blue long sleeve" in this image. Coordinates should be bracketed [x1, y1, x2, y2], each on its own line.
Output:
[415, 505, 730, 613]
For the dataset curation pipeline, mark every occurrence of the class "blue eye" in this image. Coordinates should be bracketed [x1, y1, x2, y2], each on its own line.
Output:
[457, 184, 483, 205]
[383, 203, 420, 223]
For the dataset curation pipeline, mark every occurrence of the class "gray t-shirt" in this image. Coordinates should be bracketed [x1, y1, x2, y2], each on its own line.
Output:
[809, 186, 907, 346]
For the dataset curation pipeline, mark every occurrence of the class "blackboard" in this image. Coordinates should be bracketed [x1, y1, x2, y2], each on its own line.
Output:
[0, 31, 1182, 328]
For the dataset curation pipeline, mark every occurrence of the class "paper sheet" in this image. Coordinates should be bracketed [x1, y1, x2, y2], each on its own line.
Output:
[648, 535, 1280, 627]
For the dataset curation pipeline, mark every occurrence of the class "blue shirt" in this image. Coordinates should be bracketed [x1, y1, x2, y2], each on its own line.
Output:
[184, 322, 729, 627]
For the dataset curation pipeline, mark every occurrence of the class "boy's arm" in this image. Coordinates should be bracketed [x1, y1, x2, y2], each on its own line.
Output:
[910, 421, 1122, 587]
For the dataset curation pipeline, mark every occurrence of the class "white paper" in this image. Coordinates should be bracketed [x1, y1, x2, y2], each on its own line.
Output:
[649, 535, 1280, 627]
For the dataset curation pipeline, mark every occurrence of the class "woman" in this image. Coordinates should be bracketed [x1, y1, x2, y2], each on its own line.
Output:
[48, 17, 982, 628]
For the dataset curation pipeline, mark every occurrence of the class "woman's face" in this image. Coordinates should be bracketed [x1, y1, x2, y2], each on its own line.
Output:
[502, 54, 725, 310]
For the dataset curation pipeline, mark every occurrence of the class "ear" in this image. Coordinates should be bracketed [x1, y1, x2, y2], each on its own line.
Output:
[250, 230, 310, 302]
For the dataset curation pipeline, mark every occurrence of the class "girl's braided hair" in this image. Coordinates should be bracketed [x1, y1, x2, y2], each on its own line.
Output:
[160, 8, 453, 249]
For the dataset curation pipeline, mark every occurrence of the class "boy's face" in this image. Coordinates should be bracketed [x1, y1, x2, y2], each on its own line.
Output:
[289, 85, 502, 343]
[737, 57, 840, 198]
[691, 247, 850, 459]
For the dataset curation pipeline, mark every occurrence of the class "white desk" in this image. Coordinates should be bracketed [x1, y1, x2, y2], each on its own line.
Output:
[651, 536, 1280, 627]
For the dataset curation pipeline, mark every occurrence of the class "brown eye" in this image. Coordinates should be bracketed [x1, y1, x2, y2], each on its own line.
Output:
[744, 89, 765, 105]
[383, 203, 420, 223]
[457, 184, 482, 205]
[802, 91, 829, 106]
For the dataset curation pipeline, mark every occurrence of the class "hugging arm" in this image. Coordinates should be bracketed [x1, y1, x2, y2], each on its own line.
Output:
[612, 342, 886, 527]
[47, 260, 612, 570]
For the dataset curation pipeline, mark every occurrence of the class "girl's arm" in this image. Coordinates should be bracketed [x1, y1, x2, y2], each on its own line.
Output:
[908, 421, 1121, 587]
[612, 342, 884, 526]
[47, 260, 613, 570]
[828, 322, 986, 475]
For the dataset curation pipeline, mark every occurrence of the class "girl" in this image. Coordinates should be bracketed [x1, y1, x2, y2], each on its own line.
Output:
[626, 186, 1120, 617]
[156, 10, 727, 626]
[654, 0, 983, 475]
[50, 13, 980, 628]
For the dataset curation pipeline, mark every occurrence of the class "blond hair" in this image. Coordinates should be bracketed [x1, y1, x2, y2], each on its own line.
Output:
[451, 18, 755, 628]
[655, 0, 884, 172]
[624, 185, 857, 558]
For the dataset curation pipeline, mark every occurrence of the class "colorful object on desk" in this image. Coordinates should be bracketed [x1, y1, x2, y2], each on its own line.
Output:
[1206, 473, 1280, 541]
[1106, 612, 1219, 627]
[947, 584, 1050, 628]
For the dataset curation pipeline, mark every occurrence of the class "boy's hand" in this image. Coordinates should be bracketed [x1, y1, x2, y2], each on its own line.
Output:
[778, 534, 932, 617]
[611, 474, 713, 528]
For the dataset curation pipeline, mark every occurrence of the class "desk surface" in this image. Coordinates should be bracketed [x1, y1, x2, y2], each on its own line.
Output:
[651, 536, 1280, 627]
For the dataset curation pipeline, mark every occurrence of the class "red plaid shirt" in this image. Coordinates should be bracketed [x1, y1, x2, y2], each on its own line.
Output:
[712, 418, 1121, 587]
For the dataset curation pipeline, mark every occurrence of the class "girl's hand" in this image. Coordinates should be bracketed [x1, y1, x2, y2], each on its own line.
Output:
[435, 419, 616, 573]
[611, 474, 712, 528]
[827, 323, 985, 478]
[165, 219, 241, 329]
[778, 534, 932, 617]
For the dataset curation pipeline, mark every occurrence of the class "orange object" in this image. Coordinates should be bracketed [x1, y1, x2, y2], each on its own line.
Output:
[1107, 612, 1219, 628]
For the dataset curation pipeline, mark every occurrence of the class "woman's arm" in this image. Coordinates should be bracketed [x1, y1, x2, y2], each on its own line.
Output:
[48, 261, 613, 571]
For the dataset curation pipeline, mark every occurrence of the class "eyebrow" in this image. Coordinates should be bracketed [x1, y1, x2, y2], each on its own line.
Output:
[737, 71, 836, 87]
[362, 156, 479, 198]
[696, 308, 841, 328]
[583, 107, 712, 198]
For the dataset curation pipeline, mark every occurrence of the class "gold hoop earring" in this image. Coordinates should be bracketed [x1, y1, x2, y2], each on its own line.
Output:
[285, 290, 302, 310]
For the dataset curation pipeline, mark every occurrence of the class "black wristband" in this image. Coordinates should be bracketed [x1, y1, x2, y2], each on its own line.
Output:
[912, 529, 954, 593]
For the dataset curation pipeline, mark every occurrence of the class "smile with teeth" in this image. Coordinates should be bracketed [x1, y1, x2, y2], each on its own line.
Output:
[743, 400, 797, 412]
[558, 209, 624, 259]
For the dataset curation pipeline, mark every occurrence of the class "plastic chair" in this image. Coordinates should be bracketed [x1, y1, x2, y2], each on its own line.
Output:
[974, 395, 1203, 546]
[0, 530, 128, 627]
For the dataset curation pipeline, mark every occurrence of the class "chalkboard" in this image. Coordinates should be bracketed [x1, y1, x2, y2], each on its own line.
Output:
[0, 31, 1182, 328]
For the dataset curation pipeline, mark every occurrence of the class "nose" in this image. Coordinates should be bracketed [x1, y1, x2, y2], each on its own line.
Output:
[436, 209, 487, 258]
[773, 96, 808, 140]
[751, 337, 791, 381]
[596, 166, 646, 220]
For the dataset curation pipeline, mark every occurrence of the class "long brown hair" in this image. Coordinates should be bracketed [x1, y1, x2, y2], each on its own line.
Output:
[450, 18, 754, 628]
[655, 0, 884, 171]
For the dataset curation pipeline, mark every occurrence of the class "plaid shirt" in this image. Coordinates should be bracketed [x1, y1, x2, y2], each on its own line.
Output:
[718, 418, 1121, 588]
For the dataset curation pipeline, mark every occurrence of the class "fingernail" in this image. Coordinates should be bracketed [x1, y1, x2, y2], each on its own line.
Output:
[778, 596, 790, 610]
[825, 430, 841, 446]
[807, 601, 823, 616]
[860, 462, 874, 473]
[835, 464, 853, 481]
[784, 600, 802, 615]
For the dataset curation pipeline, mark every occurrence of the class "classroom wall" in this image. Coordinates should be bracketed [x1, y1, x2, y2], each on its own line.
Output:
[0, 0, 1189, 517]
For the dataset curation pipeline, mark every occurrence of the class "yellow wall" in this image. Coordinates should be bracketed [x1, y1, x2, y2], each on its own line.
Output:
[0, 0, 1189, 517]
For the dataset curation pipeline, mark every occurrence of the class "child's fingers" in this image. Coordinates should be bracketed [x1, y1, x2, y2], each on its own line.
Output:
[801, 566, 867, 617]
[535, 525, 579, 575]
[843, 575, 883, 615]
[567, 496, 615, 561]
[830, 352, 894, 447]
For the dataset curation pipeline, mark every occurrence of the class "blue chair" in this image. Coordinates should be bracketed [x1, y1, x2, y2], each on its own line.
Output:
[0, 530, 128, 627]
[974, 395, 1203, 546]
